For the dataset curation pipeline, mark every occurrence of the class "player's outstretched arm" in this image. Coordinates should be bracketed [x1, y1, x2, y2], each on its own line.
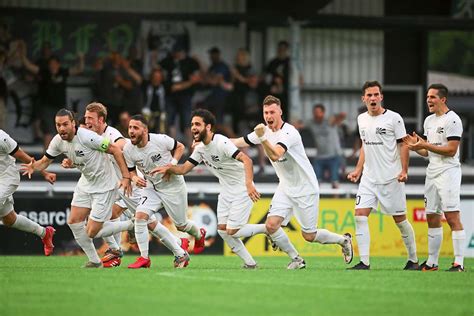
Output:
[40, 170, 56, 184]
[151, 161, 195, 178]
[235, 151, 260, 202]
[231, 137, 250, 148]
[254, 123, 285, 161]
[20, 155, 53, 179]
[13, 148, 34, 164]
[130, 170, 146, 188]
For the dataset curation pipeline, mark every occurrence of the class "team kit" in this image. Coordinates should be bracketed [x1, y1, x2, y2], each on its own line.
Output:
[0, 81, 466, 272]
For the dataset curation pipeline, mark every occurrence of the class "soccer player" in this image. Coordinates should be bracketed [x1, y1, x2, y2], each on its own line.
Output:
[403, 83, 465, 272]
[0, 129, 55, 255]
[232, 95, 353, 269]
[123, 115, 206, 268]
[21, 109, 134, 267]
[154, 109, 265, 268]
[82, 102, 189, 268]
[347, 81, 418, 270]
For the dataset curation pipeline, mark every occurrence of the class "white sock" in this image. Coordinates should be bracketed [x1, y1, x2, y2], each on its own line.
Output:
[110, 218, 122, 249]
[152, 222, 185, 256]
[270, 228, 299, 259]
[218, 230, 256, 265]
[11, 214, 45, 237]
[135, 219, 149, 258]
[452, 230, 466, 267]
[427, 227, 443, 267]
[94, 220, 133, 238]
[313, 229, 345, 245]
[355, 216, 370, 265]
[102, 235, 119, 250]
[68, 222, 100, 263]
[396, 220, 418, 262]
[232, 224, 266, 238]
[182, 221, 201, 239]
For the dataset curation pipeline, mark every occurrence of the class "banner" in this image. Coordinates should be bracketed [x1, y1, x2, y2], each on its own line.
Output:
[225, 198, 473, 258]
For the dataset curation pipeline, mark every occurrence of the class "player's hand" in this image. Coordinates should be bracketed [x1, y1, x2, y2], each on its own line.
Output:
[132, 175, 147, 188]
[254, 123, 266, 138]
[119, 177, 132, 196]
[347, 169, 361, 183]
[42, 171, 57, 184]
[397, 171, 408, 183]
[61, 158, 74, 168]
[150, 165, 172, 181]
[20, 159, 35, 179]
[403, 132, 426, 151]
[246, 183, 261, 202]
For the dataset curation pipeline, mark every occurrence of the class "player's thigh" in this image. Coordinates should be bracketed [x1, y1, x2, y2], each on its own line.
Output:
[268, 187, 293, 227]
[116, 188, 141, 213]
[438, 168, 461, 212]
[227, 194, 253, 230]
[377, 180, 406, 215]
[291, 194, 319, 233]
[160, 186, 188, 227]
[355, 177, 378, 211]
[0, 184, 17, 218]
[424, 176, 441, 215]
[216, 194, 231, 226]
[89, 189, 117, 223]
[71, 186, 92, 210]
[136, 187, 163, 218]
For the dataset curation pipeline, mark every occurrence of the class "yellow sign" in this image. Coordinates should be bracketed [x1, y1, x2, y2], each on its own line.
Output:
[224, 198, 455, 257]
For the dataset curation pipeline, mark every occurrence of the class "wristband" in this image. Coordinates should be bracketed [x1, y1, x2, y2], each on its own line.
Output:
[171, 158, 178, 166]
[259, 135, 267, 142]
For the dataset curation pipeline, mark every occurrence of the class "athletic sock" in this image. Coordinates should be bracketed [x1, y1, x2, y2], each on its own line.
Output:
[355, 215, 370, 265]
[110, 218, 122, 249]
[135, 219, 149, 259]
[102, 235, 119, 250]
[94, 220, 133, 238]
[68, 221, 100, 263]
[218, 230, 256, 266]
[452, 230, 466, 267]
[152, 222, 185, 256]
[11, 214, 45, 237]
[313, 228, 345, 245]
[427, 227, 443, 267]
[270, 228, 299, 259]
[232, 224, 266, 238]
[396, 219, 418, 263]
[183, 221, 201, 239]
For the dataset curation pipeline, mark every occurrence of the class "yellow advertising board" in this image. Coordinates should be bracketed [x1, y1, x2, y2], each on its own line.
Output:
[224, 198, 456, 257]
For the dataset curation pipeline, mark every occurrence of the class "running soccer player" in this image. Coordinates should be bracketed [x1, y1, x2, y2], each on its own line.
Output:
[123, 115, 205, 269]
[232, 95, 353, 269]
[154, 109, 265, 268]
[21, 109, 134, 267]
[82, 102, 189, 268]
[347, 81, 418, 270]
[403, 83, 466, 272]
[0, 129, 55, 255]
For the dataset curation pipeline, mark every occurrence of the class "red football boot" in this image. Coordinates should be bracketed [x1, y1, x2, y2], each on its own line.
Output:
[41, 226, 55, 256]
[128, 256, 151, 269]
[180, 238, 189, 252]
[193, 228, 206, 254]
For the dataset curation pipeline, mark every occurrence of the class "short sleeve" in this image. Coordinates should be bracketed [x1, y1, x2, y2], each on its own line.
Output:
[446, 114, 463, 140]
[188, 145, 203, 165]
[393, 113, 407, 140]
[220, 136, 240, 159]
[276, 127, 299, 152]
[244, 131, 260, 146]
[45, 134, 64, 158]
[423, 118, 428, 138]
[0, 130, 18, 155]
[123, 144, 135, 169]
[161, 134, 177, 151]
[79, 127, 110, 152]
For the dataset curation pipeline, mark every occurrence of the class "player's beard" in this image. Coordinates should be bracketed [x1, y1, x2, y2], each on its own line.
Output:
[196, 129, 207, 142]
[131, 132, 143, 145]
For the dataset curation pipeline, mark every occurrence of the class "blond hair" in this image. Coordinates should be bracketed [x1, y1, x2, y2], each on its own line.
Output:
[85, 102, 108, 120]
[262, 95, 281, 107]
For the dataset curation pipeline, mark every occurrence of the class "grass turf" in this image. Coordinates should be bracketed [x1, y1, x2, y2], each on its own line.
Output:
[0, 255, 472, 316]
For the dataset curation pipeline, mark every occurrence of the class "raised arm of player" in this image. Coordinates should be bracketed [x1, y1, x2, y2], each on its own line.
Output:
[235, 151, 260, 202]
[231, 137, 250, 148]
[21, 155, 54, 179]
[347, 145, 365, 183]
[106, 143, 132, 196]
[151, 160, 195, 179]
[254, 123, 285, 162]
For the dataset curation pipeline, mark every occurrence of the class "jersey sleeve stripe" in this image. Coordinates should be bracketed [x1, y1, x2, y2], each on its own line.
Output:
[244, 135, 256, 146]
[421, 135, 427, 140]
[172, 140, 177, 151]
[114, 136, 124, 143]
[45, 152, 58, 160]
[277, 142, 288, 152]
[396, 138, 403, 143]
[8, 144, 19, 156]
[447, 136, 461, 141]
[128, 166, 136, 172]
[231, 149, 241, 159]
[187, 157, 199, 166]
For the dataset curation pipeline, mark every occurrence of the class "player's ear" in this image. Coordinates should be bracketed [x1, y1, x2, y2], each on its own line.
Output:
[380, 93, 383, 101]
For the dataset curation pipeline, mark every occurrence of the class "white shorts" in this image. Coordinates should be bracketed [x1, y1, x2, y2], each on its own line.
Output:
[356, 176, 406, 215]
[71, 186, 117, 222]
[0, 184, 17, 217]
[425, 167, 461, 214]
[268, 186, 318, 233]
[115, 187, 141, 212]
[136, 184, 188, 227]
[217, 192, 252, 229]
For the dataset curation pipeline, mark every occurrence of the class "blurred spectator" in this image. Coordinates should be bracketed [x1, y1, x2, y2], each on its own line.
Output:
[305, 104, 346, 189]
[349, 106, 367, 159]
[35, 42, 53, 70]
[142, 67, 166, 133]
[0, 51, 7, 129]
[202, 47, 232, 131]
[160, 44, 201, 146]
[122, 54, 143, 116]
[230, 48, 253, 133]
[117, 110, 131, 138]
[0, 22, 13, 60]
[21, 45, 84, 148]
[95, 51, 141, 126]
[264, 40, 290, 120]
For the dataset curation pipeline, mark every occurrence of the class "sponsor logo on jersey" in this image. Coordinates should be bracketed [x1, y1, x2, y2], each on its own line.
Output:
[375, 127, 387, 135]
[75, 150, 85, 157]
[436, 127, 444, 134]
[363, 140, 383, 146]
[151, 154, 162, 163]
[211, 155, 220, 162]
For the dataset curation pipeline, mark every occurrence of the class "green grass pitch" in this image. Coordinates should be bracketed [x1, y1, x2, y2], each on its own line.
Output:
[0, 255, 472, 316]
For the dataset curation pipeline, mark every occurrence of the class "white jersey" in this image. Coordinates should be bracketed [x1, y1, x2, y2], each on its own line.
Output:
[123, 133, 185, 190]
[423, 110, 462, 178]
[0, 129, 20, 186]
[46, 127, 116, 193]
[245, 122, 318, 197]
[358, 109, 406, 184]
[189, 134, 246, 195]
[102, 125, 126, 181]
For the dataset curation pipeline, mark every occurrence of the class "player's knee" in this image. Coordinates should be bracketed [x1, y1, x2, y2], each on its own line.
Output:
[265, 221, 280, 234]
[176, 225, 186, 231]
[1, 211, 16, 226]
[227, 228, 239, 236]
[302, 231, 315, 242]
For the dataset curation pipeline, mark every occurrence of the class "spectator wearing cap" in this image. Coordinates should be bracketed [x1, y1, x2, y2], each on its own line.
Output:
[159, 43, 201, 146]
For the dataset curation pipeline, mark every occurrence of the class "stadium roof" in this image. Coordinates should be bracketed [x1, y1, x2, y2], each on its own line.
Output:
[428, 71, 474, 95]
